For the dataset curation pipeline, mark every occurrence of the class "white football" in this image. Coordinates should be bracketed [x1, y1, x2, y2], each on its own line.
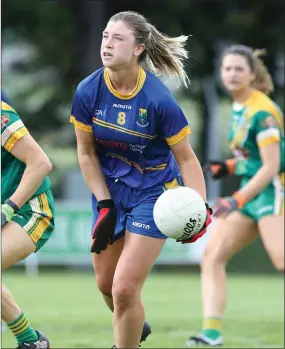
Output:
[153, 187, 207, 240]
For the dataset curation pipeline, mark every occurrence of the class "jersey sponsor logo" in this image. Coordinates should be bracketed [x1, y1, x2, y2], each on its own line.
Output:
[95, 109, 106, 117]
[262, 115, 277, 128]
[136, 108, 149, 127]
[113, 103, 132, 110]
[129, 144, 146, 154]
[132, 221, 150, 229]
[96, 138, 127, 151]
[1, 114, 10, 129]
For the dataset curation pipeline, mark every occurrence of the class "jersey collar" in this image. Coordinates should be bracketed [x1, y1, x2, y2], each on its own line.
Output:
[104, 66, 146, 100]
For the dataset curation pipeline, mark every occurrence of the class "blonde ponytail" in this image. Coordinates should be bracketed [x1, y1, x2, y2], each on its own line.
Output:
[109, 11, 190, 88]
[252, 49, 274, 94]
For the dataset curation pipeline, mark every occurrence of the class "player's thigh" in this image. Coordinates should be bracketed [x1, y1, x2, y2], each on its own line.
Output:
[258, 215, 284, 271]
[1, 221, 36, 270]
[203, 211, 258, 264]
[112, 231, 166, 298]
[92, 236, 125, 295]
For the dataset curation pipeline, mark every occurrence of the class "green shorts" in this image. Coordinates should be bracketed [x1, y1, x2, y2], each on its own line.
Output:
[239, 173, 284, 221]
[11, 188, 55, 251]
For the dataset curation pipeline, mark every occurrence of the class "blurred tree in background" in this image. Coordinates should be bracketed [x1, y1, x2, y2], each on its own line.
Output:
[2, 0, 284, 197]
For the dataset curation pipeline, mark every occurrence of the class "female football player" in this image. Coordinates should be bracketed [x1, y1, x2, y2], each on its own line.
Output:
[187, 45, 284, 346]
[70, 11, 212, 348]
[1, 92, 55, 349]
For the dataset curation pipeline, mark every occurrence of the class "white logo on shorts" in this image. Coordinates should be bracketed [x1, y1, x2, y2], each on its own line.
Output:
[132, 221, 150, 229]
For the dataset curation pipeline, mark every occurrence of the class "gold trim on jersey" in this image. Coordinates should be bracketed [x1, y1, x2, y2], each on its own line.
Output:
[1, 101, 16, 113]
[93, 117, 157, 139]
[106, 152, 167, 174]
[2, 119, 29, 152]
[256, 128, 280, 148]
[258, 135, 280, 148]
[230, 89, 284, 150]
[245, 90, 284, 130]
[164, 178, 179, 190]
[70, 115, 93, 132]
[4, 128, 28, 152]
[165, 125, 191, 145]
[104, 67, 146, 100]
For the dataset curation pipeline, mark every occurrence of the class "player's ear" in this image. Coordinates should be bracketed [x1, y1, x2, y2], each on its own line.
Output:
[134, 43, 145, 57]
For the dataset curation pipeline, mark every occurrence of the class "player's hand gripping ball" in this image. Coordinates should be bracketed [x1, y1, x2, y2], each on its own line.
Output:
[153, 187, 212, 243]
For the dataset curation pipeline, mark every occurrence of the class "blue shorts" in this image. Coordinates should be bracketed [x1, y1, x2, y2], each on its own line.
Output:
[91, 177, 182, 240]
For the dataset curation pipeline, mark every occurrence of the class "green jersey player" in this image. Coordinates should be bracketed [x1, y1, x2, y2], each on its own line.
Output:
[1, 93, 55, 349]
[187, 46, 284, 346]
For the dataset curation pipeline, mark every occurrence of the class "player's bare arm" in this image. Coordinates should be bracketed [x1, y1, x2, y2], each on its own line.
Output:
[170, 137, 207, 201]
[238, 141, 280, 202]
[75, 128, 111, 201]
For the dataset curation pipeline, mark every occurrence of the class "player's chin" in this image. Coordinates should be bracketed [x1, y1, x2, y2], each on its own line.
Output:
[225, 83, 244, 92]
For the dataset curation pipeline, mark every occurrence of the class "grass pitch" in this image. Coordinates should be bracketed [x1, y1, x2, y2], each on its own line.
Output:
[1, 271, 284, 348]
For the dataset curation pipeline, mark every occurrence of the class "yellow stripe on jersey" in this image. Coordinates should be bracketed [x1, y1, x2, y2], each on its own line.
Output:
[257, 127, 280, 147]
[106, 152, 167, 173]
[1, 101, 16, 113]
[70, 115, 93, 133]
[93, 117, 157, 139]
[246, 90, 284, 129]
[29, 192, 52, 244]
[145, 164, 167, 171]
[104, 67, 146, 100]
[258, 136, 280, 147]
[165, 125, 191, 145]
[106, 152, 144, 173]
[164, 178, 179, 189]
[3, 127, 29, 152]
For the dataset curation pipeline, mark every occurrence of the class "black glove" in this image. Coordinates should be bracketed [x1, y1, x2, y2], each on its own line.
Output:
[204, 159, 235, 179]
[1, 199, 19, 227]
[213, 192, 245, 218]
[90, 199, 117, 254]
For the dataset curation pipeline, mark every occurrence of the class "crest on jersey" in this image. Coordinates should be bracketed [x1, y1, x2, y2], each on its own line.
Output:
[136, 108, 149, 127]
[1, 114, 10, 129]
[262, 115, 276, 128]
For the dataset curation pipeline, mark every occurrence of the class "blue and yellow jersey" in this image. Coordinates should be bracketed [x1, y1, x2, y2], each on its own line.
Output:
[70, 67, 191, 189]
[228, 89, 284, 177]
[1, 98, 50, 202]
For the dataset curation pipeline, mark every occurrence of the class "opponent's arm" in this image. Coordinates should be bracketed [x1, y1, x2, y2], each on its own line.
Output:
[213, 111, 282, 217]
[237, 142, 280, 202]
[1, 134, 52, 226]
[7, 134, 52, 208]
[75, 128, 111, 200]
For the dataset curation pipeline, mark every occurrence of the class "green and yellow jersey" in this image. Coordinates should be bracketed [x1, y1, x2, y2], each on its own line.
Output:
[228, 89, 284, 177]
[1, 100, 50, 203]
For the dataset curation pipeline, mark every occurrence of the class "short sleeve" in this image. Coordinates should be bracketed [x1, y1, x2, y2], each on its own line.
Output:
[158, 99, 191, 145]
[69, 84, 93, 133]
[1, 101, 29, 152]
[254, 111, 281, 148]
